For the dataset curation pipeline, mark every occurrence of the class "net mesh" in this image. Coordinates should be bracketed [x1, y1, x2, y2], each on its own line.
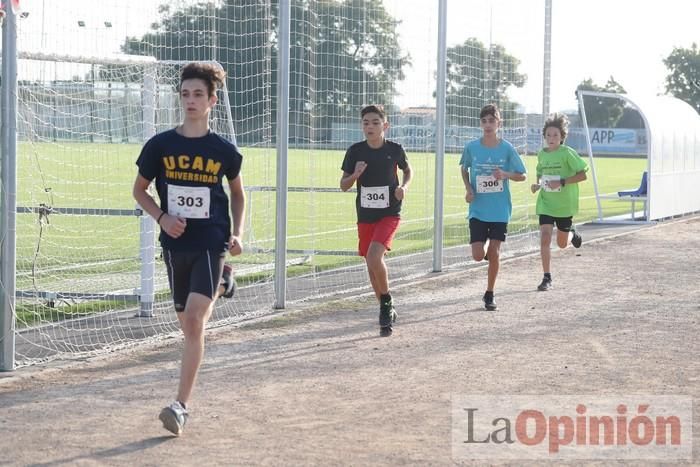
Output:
[6, 0, 542, 367]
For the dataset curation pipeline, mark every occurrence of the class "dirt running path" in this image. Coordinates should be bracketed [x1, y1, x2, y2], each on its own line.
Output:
[1, 217, 698, 466]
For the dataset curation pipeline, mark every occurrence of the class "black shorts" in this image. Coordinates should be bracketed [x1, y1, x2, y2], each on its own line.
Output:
[162, 249, 226, 312]
[539, 215, 573, 232]
[469, 218, 508, 243]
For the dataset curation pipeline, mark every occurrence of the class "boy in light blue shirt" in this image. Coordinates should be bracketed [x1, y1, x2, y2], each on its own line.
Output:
[459, 104, 527, 310]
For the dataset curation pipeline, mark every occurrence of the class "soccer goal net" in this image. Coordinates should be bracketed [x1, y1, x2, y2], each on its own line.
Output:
[12, 53, 276, 366]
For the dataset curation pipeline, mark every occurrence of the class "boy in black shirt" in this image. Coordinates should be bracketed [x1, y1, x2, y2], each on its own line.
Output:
[340, 105, 412, 336]
[133, 62, 246, 435]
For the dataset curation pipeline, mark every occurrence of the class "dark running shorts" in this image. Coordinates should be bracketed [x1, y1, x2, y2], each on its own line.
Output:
[469, 217, 508, 243]
[539, 215, 573, 232]
[162, 249, 226, 312]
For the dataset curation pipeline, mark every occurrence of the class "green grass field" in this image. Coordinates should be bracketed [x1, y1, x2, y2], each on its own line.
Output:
[14, 141, 647, 290]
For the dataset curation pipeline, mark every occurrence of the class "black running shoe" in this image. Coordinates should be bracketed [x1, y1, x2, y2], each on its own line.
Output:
[571, 230, 582, 248]
[221, 264, 236, 299]
[483, 292, 497, 311]
[379, 300, 397, 336]
[537, 277, 552, 291]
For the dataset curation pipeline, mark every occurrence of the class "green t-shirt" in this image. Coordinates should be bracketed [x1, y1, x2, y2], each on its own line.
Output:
[535, 144, 588, 217]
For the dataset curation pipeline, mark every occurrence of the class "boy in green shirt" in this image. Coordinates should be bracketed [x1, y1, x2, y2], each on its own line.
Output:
[530, 113, 588, 291]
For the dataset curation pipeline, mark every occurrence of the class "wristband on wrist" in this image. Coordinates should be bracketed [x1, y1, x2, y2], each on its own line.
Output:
[560, 178, 566, 187]
[156, 211, 165, 225]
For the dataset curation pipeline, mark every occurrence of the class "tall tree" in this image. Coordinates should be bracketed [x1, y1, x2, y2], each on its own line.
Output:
[576, 77, 626, 127]
[295, 0, 410, 141]
[664, 43, 700, 113]
[443, 38, 526, 127]
[121, 1, 273, 144]
[118, 0, 409, 144]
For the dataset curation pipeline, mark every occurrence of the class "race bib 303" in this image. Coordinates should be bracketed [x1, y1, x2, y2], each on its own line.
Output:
[167, 184, 211, 218]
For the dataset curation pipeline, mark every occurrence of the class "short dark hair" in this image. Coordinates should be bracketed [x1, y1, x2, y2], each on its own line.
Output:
[542, 112, 569, 143]
[361, 104, 386, 121]
[480, 104, 501, 121]
[179, 62, 226, 98]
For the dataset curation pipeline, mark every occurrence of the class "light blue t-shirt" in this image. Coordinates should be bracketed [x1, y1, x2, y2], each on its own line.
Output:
[459, 138, 527, 223]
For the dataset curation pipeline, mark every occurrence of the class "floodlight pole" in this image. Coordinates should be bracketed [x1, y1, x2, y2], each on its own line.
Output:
[432, 0, 447, 272]
[274, 0, 291, 309]
[542, 0, 552, 119]
[1, 4, 18, 371]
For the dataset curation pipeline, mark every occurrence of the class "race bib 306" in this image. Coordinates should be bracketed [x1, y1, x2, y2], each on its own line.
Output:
[476, 175, 503, 193]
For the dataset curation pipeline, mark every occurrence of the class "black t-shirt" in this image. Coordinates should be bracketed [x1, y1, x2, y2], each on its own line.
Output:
[136, 128, 243, 251]
[341, 140, 409, 223]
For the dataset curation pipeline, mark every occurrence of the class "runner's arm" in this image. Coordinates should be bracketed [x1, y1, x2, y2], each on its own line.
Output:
[228, 175, 246, 238]
[461, 166, 473, 194]
[400, 164, 413, 190]
[133, 174, 163, 222]
[563, 170, 587, 185]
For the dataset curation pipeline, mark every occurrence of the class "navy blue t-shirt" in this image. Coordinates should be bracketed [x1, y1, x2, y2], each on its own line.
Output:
[136, 129, 243, 251]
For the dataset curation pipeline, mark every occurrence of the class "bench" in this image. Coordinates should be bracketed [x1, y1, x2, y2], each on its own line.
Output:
[617, 171, 648, 219]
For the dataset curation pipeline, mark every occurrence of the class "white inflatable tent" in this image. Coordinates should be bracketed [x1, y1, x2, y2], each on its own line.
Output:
[577, 91, 700, 223]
